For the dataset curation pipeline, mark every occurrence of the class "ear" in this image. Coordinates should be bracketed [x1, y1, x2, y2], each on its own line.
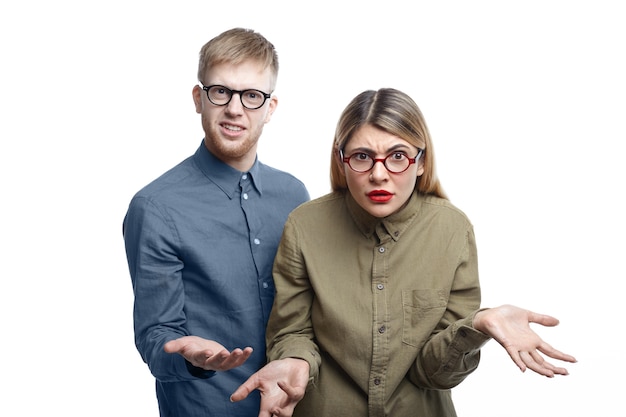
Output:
[416, 150, 425, 176]
[416, 163, 425, 177]
[264, 96, 278, 123]
[192, 85, 203, 114]
[333, 148, 346, 173]
[334, 148, 343, 165]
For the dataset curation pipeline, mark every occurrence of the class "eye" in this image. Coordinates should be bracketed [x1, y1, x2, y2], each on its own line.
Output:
[389, 151, 408, 161]
[353, 152, 371, 161]
[245, 91, 259, 100]
[212, 87, 228, 96]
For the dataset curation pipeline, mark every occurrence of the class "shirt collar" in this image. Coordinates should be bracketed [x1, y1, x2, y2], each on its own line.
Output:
[193, 142, 263, 198]
[345, 190, 422, 242]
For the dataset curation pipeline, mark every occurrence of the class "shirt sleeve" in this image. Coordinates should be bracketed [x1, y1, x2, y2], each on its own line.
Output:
[123, 195, 212, 381]
[408, 226, 491, 389]
[265, 215, 322, 383]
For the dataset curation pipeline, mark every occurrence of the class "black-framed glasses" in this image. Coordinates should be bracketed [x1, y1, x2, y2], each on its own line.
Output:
[340, 149, 424, 173]
[200, 84, 271, 110]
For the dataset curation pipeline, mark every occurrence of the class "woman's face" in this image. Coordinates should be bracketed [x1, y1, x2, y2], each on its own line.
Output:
[341, 124, 424, 218]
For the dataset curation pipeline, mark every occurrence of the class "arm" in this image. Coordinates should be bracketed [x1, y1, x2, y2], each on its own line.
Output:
[123, 196, 252, 381]
[473, 305, 577, 377]
[266, 216, 321, 377]
[409, 227, 490, 389]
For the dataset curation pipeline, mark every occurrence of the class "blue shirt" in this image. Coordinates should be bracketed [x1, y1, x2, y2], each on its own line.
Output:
[123, 142, 309, 417]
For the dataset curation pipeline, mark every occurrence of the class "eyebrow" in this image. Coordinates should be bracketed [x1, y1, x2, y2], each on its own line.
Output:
[345, 143, 413, 154]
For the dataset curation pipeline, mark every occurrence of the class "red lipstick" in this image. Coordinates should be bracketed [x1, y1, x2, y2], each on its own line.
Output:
[367, 190, 393, 202]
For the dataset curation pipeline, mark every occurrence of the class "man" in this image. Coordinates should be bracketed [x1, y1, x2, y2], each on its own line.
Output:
[123, 28, 309, 416]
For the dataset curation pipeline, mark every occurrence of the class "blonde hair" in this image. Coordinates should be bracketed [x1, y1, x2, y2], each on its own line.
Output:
[330, 88, 447, 199]
[197, 28, 279, 91]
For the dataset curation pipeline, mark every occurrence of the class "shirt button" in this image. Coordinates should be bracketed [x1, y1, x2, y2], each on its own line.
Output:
[254, 238, 260, 245]
[378, 325, 386, 334]
[374, 378, 381, 385]
[242, 174, 248, 180]
[243, 193, 249, 200]
[378, 247, 385, 253]
[377, 284, 384, 290]
[262, 282, 269, 289]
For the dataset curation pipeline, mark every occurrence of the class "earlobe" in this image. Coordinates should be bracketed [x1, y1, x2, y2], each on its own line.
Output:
[416, 159, 425, 177]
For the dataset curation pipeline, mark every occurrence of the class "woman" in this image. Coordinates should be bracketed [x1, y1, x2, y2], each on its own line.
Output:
[231, 88, 576, 416]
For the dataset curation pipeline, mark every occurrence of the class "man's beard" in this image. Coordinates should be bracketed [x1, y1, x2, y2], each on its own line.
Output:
[203, 121, 262, 160]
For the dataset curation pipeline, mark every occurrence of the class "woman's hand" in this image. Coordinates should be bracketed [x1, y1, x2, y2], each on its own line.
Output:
[230, 358, 310, 417]
[473, 304, 577, 377]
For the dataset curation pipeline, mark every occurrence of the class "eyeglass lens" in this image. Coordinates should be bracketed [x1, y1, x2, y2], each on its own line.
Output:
[348, 153, 412, 173]
[205, 85, 268, 109]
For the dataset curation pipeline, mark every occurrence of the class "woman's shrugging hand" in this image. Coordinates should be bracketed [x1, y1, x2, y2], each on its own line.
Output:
[230, 357, 310, 417]
[473, 304, 577, 377]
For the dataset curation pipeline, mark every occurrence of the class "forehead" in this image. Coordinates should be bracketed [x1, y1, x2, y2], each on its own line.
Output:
[203, 60, 273, 90]
[345, 124, 414, 152]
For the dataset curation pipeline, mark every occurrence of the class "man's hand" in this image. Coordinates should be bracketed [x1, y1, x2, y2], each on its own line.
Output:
[164, 335, 253, 371]
[473, 304, 577, 377]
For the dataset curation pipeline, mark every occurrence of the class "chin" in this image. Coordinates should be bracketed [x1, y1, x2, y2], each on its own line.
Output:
[365, 206, 396, 218]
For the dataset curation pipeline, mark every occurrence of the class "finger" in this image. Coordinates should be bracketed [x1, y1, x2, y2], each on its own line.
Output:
[163, 339, 181, 353]
[227, 348, 253, 365]
[529, 350, 555, 376]
[230, 377, 259, 402]
[526, 311, 560, 327]
[220, 349, 244, 368]
[205, 348, 229, 363]
[210, 348, 252, 370]
[504, 346, 527, 372]
[536, 343, 577, 363]
[520, 351, 553, 377]
[539, 359, 570, 376]
[530, 349, 572, 376]
[277, 381, 305, 401]
[192, 349, 217, 366]
[270, 405, 295, 417]
[520, 348, 573, 377]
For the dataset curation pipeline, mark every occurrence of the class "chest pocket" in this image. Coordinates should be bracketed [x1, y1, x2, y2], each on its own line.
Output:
[402, 289, 448, 347]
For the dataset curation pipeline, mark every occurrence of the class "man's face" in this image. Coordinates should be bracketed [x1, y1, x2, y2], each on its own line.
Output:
[193, 60, 277, 171]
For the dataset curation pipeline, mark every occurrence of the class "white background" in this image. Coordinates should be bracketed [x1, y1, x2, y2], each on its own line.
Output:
[1, 1, 624, 416]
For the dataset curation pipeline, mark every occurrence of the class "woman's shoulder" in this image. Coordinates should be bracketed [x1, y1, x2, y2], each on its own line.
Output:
[292, 192, 345, 214]
[419, 194, 473, 226]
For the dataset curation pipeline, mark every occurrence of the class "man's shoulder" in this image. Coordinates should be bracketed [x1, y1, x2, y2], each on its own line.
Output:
[131, 156, 196, 201]
[258, 162, 306, 186]
[256, 162, 310, 203]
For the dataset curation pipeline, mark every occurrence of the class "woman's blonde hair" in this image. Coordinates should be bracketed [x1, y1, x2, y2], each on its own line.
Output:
[330, 88, 447, 199]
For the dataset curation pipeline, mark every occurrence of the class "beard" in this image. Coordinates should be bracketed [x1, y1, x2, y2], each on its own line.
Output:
[202, 116, 263, 161]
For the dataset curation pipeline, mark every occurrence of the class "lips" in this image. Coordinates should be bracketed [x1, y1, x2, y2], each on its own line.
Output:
[220, 123, 245, 137]
[367, 190, 393, 202]
[222, 123, 243, 132]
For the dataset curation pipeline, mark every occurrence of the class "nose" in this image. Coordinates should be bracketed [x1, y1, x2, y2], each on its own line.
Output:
[225, 92, 244, 115]
[369, 160, 389, 182]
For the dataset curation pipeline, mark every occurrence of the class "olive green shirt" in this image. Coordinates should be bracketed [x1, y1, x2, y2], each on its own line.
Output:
[266, 190, 491, 417]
